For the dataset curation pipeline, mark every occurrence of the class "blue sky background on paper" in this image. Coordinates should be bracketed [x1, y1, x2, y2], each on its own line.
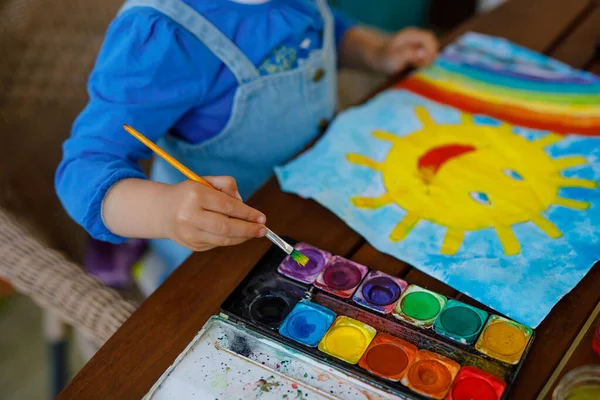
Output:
[275, 33, 600, 327]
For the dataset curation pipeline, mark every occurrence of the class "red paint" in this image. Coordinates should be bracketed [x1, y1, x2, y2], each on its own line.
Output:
[418, 144, 476, 182]
[291, 383, 298, 389]
[593, 319, 600, 356]
[445, 366, 506, 400]
[398, 77, 600, 136]
[358, 333, 417, 381]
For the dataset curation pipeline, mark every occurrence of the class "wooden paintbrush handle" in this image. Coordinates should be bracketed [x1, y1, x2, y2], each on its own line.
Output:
[122, 124, 214, 189]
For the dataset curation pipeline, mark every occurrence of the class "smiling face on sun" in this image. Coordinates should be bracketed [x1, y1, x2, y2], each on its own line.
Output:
[346, 107, 597, 255]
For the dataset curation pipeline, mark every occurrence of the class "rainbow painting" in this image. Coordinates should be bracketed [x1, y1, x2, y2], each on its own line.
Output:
[398, 34, 600, 136]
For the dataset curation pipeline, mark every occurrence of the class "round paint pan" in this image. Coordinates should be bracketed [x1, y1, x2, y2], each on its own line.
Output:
[401, 350, 460, 399]
[277, 243, 332, 284]
[248, 294, 291, 329]
[475, 315, 533, 364]
[353, 271, 408, 314]
[278, 301, 336, 347]
[323, 263, 362, 290]
[447, 366, 506, 400]
[358, 333, 418, 381]
[315, 257, 369, 299]
[361, 276, 402, 306]
[393, 285, 447, 328]
[433, 299, 488, 344]
[318, 316, 376, 364]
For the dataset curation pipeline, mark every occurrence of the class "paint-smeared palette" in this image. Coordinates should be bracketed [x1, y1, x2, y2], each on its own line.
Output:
[145, 315, 394, 399]
[219, 241, 535, 399]
[150, 240, 535, 399]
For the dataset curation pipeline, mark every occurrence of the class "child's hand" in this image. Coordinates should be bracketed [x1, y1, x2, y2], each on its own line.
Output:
[165, 177, 267, 252]
[373, 28, 438, 75]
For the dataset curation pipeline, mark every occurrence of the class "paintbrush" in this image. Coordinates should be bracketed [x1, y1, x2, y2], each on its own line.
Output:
[123, 124, 309, 267]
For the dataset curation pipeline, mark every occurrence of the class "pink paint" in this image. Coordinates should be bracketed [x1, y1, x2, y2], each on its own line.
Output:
[314, 256, 369, 298]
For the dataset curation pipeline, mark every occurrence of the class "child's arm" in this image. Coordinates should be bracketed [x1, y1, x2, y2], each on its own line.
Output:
[336, 21, 439, 75]
[102, 178, 265, 251]
[56, 10, 265, 251]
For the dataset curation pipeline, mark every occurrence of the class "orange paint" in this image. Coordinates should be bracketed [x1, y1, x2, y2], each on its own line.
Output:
[317, 373, 330, 382]
[358, 333, 417, 382]
[402, 350, 460, 399]
[475, 315, 532, 365]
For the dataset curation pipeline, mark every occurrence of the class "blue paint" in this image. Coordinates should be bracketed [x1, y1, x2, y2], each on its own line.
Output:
[279, 301, 336, 347]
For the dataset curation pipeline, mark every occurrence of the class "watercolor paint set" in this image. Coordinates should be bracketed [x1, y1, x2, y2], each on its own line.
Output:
[147, 241, 535, 399]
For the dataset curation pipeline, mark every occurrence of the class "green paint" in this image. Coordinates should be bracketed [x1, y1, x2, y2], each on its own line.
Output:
[440, 306, 481, 336]
[433, 299, 488, 344]
[401, 291, 440, 320]
[257, 377, 281, 393]
[566, 386, 600, 400]
[210, 372, 229, 390]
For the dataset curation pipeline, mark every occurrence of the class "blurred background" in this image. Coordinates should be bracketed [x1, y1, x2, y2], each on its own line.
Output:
[0, 0, 503, 399]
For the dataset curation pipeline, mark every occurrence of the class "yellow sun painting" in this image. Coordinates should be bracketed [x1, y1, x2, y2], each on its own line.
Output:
[346, 107, 598, 256]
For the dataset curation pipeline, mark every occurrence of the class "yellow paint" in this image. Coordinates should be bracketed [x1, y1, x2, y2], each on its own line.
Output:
[482, 322, 526, 356]
[318, 316, 376, 364]
[475, 315, 532, 364]
[347, 107, 597, 256]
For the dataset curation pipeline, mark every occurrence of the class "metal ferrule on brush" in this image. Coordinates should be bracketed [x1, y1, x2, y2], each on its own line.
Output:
[265, 229, 294, 255]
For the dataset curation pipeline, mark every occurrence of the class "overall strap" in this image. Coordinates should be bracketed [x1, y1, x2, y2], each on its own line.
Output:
[314, 0, 334, 51]
[119, 0, 261, 84]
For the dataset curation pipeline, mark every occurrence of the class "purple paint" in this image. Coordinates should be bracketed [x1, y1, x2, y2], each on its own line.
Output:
[361, 277, 402, 306]
[277, 243, 332, 284]
[353, 271, 408, 314]
[323, 263, 362, 290]
[315, 256, 369, 299]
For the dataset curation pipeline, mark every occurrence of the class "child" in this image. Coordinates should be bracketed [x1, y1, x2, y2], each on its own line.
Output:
[56, 0, 438, 287]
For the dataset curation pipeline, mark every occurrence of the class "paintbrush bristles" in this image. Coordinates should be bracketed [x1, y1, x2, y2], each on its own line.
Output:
[290, 249, 309, 267]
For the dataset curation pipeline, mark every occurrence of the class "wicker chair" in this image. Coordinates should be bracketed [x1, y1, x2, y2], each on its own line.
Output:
[0, 0, 137, 396]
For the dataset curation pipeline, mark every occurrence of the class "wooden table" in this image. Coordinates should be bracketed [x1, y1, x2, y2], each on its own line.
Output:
[60, 0, 600, 398]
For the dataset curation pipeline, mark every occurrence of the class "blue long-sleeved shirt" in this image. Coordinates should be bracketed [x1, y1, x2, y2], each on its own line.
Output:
[55, 0, 355, 242]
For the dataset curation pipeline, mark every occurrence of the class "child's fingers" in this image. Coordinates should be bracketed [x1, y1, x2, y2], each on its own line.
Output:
[187, 230, 251, 248]
[200, 189, 266, 223]
[393, 28, 438, 60]
[204, 176, 242, 201]
[196, 210, 266, 238]
[418, 31, 439, 58]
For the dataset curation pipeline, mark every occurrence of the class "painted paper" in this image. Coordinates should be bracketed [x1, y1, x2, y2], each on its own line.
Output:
[275, 32, 600, 327]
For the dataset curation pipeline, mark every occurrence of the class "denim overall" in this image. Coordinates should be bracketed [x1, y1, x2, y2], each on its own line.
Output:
[118, 0, 337, 280]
